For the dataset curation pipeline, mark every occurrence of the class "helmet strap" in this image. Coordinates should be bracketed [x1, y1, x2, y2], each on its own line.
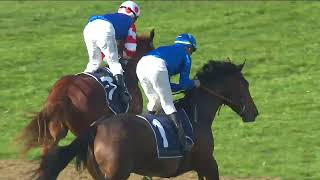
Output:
[185, 47, 194, 55]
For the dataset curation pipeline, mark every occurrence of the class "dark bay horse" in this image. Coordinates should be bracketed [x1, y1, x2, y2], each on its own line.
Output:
[34, 60, 259, 180]
[18, 30, 155, 155]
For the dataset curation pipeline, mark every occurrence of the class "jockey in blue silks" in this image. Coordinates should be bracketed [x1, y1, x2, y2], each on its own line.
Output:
[83, 1, 140, 104]
[136, 33, 201, 151]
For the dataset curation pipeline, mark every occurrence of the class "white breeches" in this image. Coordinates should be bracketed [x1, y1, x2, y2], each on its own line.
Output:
[83, 20, 123, 75]
[136, 55, 177, 115]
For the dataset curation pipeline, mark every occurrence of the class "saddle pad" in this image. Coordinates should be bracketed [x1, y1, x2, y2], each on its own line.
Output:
[137, 109, 194, 159]
[80, 67, 129, 114]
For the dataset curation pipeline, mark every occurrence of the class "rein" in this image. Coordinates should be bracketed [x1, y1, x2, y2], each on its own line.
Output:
[200, 86, 233, 105]
[199, 85, 246, 115]
[172, 84, 246, 123]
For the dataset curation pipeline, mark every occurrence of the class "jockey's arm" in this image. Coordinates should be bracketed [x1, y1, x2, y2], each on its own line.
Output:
[170, 55, 194, 92]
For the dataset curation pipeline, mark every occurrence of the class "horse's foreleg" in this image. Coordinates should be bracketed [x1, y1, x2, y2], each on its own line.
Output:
[203, 157, 219, 180]
[197, 173, 205, 180]
[194, 156, 219, 180]
[141, 176, 152, 180]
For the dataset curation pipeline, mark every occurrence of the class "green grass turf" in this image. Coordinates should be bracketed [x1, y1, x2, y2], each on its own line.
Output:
[0, 1, 319, 179]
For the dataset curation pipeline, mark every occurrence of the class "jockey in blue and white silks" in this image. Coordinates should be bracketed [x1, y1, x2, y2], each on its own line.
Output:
[83, 1, 140, 104]
[136, 33, 201, 151]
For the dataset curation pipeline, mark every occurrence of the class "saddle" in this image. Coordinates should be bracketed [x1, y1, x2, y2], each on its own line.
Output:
[81, 67, 129, 114]
[137, 109, 194, 158]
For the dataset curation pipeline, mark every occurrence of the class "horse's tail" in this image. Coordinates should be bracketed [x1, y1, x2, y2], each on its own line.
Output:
[34, 126, 97, 180]
[17, 75, 76, 154]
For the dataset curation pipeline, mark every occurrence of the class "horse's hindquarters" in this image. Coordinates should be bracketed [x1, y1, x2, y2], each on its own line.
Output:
[93, 115, 182, 178]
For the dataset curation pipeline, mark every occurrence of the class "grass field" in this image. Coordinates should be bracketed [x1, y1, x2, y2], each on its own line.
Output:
[0, 1, 319, 179]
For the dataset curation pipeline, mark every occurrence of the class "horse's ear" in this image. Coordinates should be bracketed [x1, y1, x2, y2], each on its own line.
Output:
[238, 59, 246, 71]
[150, 29, 155, 41]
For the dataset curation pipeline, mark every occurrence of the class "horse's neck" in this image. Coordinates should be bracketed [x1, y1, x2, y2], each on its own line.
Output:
[191, 91, 222, 127]
[199, 103, 221, 127]
[124, 60, 139, 85]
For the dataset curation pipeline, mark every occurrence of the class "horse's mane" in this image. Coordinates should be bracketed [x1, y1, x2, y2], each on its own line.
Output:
[174, 60, 241, 117]
[195, 60, 240, 82]
[137, 33, 151, 41]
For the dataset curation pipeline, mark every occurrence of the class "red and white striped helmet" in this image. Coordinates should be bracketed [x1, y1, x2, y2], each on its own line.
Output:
[118, 1, 140, 19]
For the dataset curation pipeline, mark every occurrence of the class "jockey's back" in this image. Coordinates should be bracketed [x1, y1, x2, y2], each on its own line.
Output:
[146, 44, 191, 76]
[88, 13, 133, 40]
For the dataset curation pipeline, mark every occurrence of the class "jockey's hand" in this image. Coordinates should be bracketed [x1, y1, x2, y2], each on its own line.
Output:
[119, 57, 129, 67]
[194, 79, 201, 88]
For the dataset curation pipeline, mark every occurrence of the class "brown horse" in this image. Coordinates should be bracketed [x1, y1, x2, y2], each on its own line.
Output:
[34, 60, 259, 180]
[18, 30, 155, 155]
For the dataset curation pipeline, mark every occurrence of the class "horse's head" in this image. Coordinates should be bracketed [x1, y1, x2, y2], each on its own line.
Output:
[196, 60, 259, 122]
[124, 29, 155, 81]
[134, 29, 155, 60]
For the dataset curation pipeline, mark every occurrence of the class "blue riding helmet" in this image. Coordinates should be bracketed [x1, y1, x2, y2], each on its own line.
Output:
[174, 33, 197, 52]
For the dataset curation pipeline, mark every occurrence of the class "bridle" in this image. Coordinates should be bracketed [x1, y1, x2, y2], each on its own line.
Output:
[172, 84, 246, 124]
[199, 85, 246, 116]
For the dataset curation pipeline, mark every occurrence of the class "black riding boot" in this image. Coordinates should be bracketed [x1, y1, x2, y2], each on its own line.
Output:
[169, 112, 188, 151]
[147, 111, 156, 115]
[114, 74, 131, 104]
[143, 111, 156, 116]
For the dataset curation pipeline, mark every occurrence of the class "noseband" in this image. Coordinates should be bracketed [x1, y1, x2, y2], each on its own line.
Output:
[199, 86, 246, 116]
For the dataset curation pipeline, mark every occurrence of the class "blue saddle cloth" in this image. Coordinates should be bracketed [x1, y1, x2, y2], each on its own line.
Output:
[137, 109, 194, 159]
[80, 67, 129, 114]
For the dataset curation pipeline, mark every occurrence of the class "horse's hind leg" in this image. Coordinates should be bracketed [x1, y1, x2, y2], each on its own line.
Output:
[96, 160, 131, 180]
[41, 119, 68, 155]
[95, 150, 132, 180]
[94, 142, 132, 180]
[86, 151, 106, 180]
[48, 118, 68, 142]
